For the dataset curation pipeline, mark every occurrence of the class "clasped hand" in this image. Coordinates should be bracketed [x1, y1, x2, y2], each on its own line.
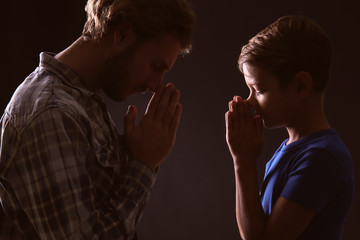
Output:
[124, 83, 182, 170]
[225, 96, 264, 168]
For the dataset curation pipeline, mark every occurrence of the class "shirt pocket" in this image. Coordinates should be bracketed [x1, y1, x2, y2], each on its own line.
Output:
[93, 138, 120, 167]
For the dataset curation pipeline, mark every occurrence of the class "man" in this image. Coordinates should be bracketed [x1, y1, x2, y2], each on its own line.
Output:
[225, 15, 354, 239]
[0, 0, 195, 239]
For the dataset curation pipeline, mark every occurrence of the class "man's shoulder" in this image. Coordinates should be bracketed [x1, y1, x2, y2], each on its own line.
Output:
[3, 68, 88, 132]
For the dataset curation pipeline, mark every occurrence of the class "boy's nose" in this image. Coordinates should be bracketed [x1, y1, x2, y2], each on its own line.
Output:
[246, 93, 255, 106]
[245, 96, 258, 116]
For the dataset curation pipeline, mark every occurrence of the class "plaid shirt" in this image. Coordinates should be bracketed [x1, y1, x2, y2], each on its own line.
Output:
[0, 52, 156, 239]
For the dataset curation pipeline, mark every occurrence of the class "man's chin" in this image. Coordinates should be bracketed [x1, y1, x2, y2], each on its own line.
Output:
[103, 88, 149, 102]
[103, 91, 127, 102]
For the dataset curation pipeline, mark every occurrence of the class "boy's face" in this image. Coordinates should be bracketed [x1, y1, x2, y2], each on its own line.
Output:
[243, 63, 297, 129]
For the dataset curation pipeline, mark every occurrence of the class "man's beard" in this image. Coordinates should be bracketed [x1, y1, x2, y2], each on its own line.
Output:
[101, 41, 140, 102]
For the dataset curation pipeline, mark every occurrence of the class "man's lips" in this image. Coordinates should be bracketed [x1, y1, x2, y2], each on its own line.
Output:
[133, 87, 148, 94]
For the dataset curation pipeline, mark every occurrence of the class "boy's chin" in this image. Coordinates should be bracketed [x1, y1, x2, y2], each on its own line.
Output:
[263, 120, 284, 129]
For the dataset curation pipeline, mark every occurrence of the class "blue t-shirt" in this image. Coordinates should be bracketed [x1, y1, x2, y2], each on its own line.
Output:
[260, 129, 354, 239]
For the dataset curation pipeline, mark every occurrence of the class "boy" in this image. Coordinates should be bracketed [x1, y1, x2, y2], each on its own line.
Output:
[225, 15, 354, 239]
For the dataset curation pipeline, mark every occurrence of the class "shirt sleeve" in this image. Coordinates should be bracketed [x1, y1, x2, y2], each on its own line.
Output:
[280, 149, 340, 212]
[0, 107, 156, 239]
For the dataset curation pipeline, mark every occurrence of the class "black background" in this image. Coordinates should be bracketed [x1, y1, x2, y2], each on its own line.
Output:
[2, 0, 359, 239]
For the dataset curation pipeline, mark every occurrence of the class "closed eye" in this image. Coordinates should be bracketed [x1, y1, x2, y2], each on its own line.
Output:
[253, 86, 265, 95]
[152, 60, 169, 72]
[151, 63, 163, 72]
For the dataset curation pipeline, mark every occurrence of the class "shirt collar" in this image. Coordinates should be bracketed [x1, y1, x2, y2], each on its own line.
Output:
[39, 52, 100, 97]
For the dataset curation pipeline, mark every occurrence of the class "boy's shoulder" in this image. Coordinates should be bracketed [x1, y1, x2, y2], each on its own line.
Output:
[287, 129, 347, 153]
[302, 129, 350, 158]
[287, 129, 353, 175]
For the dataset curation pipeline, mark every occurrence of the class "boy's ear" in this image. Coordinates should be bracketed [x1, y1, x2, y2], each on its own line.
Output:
[294, 71, 313, 98]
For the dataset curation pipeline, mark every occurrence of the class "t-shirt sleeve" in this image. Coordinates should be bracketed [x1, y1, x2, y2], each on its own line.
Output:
[280, 149, 340, 212]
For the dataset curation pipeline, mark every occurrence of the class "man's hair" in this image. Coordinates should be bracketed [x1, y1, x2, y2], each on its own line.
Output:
[238, 15, 332, 92]
[83, 0, 195, 54]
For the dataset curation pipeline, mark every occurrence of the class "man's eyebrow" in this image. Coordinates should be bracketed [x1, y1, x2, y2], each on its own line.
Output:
[158, 59, 170, 70]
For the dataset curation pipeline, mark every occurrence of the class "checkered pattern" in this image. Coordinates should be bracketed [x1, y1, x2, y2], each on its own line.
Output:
[0, 53, 156, 239]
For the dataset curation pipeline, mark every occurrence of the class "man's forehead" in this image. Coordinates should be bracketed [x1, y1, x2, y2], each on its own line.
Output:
[153, 38, 181, 66]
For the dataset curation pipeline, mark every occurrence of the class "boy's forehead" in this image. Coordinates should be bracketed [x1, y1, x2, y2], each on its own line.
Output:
[243, 67, 261, 85]
[243, 63, 275, 86]
[244, 76, 263, 87]
[243, 63, 259, 79]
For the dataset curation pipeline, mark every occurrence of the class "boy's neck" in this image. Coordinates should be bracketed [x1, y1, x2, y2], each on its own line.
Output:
[285, 93, 331, 144]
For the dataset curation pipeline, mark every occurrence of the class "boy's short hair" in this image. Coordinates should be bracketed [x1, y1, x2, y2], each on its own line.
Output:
[83, 0, 195, 54]
[238, 15, 332, 92]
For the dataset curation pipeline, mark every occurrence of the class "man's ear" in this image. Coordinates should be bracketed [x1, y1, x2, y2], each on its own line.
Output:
[294, 71, 313, 98]
[113, 23, 136, 51]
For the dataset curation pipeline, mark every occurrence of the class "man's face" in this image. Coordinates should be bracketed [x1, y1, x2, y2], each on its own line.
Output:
[243, 63, 297, 129]
[102, 34, 182, 101]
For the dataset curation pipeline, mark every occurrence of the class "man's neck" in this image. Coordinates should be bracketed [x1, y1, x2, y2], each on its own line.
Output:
[55, 36, 109, 91]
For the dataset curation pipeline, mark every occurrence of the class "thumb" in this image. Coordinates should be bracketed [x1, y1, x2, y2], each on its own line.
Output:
[124, 105, 137, 135]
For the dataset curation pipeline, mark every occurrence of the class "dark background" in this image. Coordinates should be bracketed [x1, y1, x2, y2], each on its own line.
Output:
[2, 0, 359, 239]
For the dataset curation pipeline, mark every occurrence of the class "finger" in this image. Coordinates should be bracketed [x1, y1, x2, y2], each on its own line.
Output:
[234, 95, 242, 102]
[154, 83, 175, 121]
[163, 88, 180, 125]
[169, 103, 182, 135]
[229, 100, 238, 119]
[225, 111, 233, 130]
[233, 95, 242, 116]
[145, 84, 165, 117]
[229, 100, 236, 114]
[235, 98, 246, 126]
[243, 101, 254, 127]
[124, 105, 137, 135]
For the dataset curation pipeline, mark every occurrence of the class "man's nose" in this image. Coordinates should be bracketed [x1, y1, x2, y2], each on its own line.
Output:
[149, 74, 165, 92]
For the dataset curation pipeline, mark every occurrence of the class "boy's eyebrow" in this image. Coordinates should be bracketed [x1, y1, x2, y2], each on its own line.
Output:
[243, 72, 251, 78]
[244, 77, 256, 86]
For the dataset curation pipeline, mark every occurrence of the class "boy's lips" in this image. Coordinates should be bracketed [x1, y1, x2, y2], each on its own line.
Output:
[253, 109, 264, 119]
[249, 106, 259, 116]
